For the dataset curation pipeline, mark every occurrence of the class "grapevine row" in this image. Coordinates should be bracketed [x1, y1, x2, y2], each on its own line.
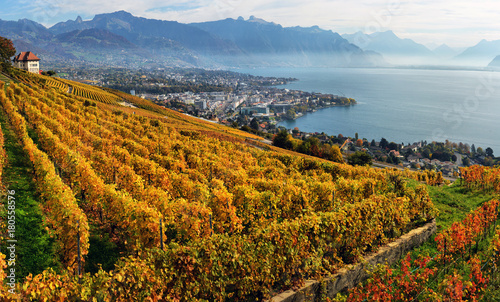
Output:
[0, 121, 6, 246]
[0, 121, 5, 188]
[45, 78, 69, 91]
[0, 88, 90, 270]
[12, 193, 435, 301]
[71, 85, 120, 104]
[435, 199, 499, 258]
[48, 84, 433, 218]
[16, 71, 122, 105]
[5, 84, 162, 250]
[35, 124, 162, 249]
[22, 87, 435, 235]
[0, 74, 439, 300]
[460, 165, 500, 193]
[20, 95, 214, 241]
[344, 253, 488, 301]
[344, 199, 500, 301]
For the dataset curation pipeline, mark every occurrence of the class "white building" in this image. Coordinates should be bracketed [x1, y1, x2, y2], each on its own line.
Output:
[13, 52, 40, 74]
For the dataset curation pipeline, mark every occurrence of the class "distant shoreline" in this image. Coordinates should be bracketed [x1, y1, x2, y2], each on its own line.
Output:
[236, 65, 500, 76]
[275, 102, 356, 122]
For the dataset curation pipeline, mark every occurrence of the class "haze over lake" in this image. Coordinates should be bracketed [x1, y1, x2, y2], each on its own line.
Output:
[237, 67, 500, 153]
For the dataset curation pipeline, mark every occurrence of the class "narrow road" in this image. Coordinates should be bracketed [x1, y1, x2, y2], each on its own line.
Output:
[0, 72, 14, 83]
[454, 152, 463, 166]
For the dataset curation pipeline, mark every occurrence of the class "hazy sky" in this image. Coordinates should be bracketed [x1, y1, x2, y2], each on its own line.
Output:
[2, 0, 500, 48]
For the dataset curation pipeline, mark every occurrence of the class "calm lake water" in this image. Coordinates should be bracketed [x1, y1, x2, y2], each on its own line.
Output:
[236, 67, 500, 153]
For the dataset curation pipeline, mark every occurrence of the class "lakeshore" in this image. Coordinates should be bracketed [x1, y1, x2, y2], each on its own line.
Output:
[238, 67, 500, 153]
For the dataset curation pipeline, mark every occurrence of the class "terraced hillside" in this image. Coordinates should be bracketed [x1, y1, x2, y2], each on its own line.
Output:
[0, 69, 442, 300]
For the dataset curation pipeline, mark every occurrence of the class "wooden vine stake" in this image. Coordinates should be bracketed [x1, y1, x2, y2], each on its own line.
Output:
[160, 218, 164, 250]
[77, 220, 82, 284]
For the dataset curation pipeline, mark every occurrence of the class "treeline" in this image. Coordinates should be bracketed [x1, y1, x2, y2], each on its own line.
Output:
[412, 141, 497, 166]
[279, 97, 356, 120]
[420, 141, 458, 162]
[272, 129, 344, 163]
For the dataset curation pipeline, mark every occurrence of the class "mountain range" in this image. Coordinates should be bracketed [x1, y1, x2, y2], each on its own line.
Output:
[2, 10, 500, 69]
[342, 30, 500, 67]
[454, 39, 500, 66]
[0, 11, 385, 68]
[341, 31, 474, 66]
[342, 30, 434, 64]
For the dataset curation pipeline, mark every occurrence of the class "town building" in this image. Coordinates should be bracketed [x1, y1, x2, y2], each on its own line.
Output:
[240, 106, 269, 115]
[12, 51, 40, 74]
[195, 100, 207, 110]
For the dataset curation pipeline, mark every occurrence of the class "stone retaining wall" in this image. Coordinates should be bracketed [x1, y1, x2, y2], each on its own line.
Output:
[269, 219, 437, 302]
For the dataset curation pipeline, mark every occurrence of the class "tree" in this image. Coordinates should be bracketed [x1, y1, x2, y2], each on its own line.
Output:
[484, 157, 494, 166]
[0, 36, 16, 72]
[471, 144, 476, 154]
[370, 139, 376, 147]
[285, 108, 296, 120]
[330, 145, 344, 163]
[486, 147, 494, 158]
[272, 129, 293, 150]
[348, 151, 372, 166]
[389, 153, 400, 164]
[356, 139, 363, 147]
[388, 142, 398, 151]
[380, 138, 389, 149]
[250, 118, 259, 131]
[42, 70, 57, 76]
[297, 141, 310, 154]
[464, 143, 470, 154]
[240, 125, 252, 132]
[462, 157, 470, 167]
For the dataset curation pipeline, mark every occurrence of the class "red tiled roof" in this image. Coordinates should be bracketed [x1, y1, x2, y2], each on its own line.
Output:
[13, 51, 40, 62]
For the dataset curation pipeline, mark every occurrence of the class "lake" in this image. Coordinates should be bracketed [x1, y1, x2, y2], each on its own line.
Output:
[236, 67, 500, 153]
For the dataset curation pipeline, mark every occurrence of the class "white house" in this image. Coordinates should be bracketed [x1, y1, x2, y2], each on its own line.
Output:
[12, 52, 40, 74]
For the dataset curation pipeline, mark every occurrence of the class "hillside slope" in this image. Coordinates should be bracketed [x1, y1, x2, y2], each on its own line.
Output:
[0, 69, 437, 300]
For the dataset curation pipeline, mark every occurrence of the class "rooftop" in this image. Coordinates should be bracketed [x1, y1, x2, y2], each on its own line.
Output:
[13, 51, 40, 62]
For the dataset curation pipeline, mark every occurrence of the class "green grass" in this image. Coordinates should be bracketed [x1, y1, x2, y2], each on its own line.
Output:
[405, 180, 497, 256]
[428, 181, 496, 231]
[0, 106, 60, 279]
[401, 180, 499, 294]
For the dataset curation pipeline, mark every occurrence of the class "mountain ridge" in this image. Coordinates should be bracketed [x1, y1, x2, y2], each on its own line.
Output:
[1, 11, 386, 68]
[454, 39, 500, 66]
[342, 30, 434, 65]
